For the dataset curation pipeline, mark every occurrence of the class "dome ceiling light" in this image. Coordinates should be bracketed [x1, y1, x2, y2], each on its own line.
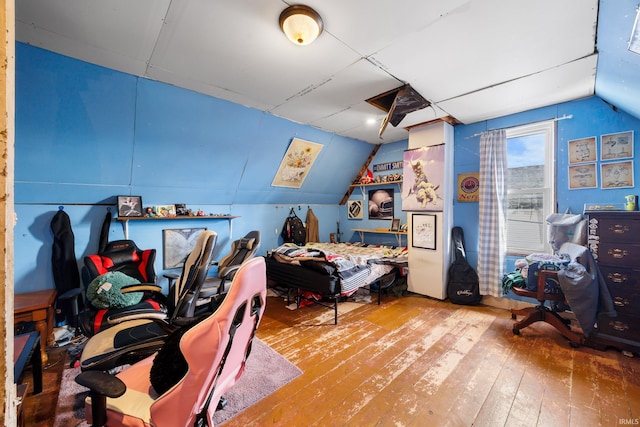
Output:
[279, 5, 324, 46]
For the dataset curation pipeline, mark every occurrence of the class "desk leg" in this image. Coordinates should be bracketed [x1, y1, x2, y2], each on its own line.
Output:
[30, 339, 43, 394]
[33, 320, 49, 364]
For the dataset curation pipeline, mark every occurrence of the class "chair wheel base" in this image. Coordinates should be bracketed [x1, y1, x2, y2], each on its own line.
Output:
[512, 328, 521, 335]
[217, 397, 228, 410]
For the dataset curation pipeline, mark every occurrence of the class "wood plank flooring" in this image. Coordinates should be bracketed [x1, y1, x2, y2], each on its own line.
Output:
[22, 291, 640, 426]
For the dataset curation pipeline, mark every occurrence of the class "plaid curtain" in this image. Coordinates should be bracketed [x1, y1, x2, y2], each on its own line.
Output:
[478, 129, 507, 296]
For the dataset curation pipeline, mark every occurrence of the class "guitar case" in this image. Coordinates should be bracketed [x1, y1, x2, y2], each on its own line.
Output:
[447, 226, 482, 305]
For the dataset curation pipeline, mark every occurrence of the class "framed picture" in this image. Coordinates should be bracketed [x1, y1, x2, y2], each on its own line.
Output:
[347, 199, 363, 219]
[457, 172, 480, 202]
[568, 163, 597, 189]
[272, 137, 323, 188]
[155, 205, 176, 217]
[412, 213, 436, 250]
[600, 131, 633, 161]
[568, 137, 597, 164]
[390, 218, 401, 232]
[117, 195, 143, 217]
[601, 160, 634, 189]
[163, 228, 207, 269]
[402, 144, 445, 211]
[368, 188, 394, 220]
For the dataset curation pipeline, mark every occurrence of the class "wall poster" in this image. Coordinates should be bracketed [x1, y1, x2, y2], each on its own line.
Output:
[402, 145, 445, 211]
[272, 137, 323, 188]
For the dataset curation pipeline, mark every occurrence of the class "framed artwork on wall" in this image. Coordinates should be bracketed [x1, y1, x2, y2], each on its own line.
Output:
[568, 137, 597, 164]
[601, 160, 634, 189]
[272, 137, 323, 188]
[402, 144, 445, 211]
[117, 195, 143, 217]
[163, 228, 207, 269]
[568, 163, 597, 189]
[412, 213, 436, 250]
[347, 200, 363, 219]
[600, 131, 633, 161]
[368, 188, 394, 220]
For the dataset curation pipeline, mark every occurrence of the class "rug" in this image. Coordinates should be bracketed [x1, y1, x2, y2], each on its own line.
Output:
[53, 338, 302, 426]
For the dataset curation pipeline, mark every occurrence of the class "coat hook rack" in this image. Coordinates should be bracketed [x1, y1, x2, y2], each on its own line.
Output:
[58, 206, 64, 211]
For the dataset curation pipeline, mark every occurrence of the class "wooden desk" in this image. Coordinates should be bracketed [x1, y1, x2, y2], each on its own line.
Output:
[14, 331, 42, 394]
[14, 289, 56, 364]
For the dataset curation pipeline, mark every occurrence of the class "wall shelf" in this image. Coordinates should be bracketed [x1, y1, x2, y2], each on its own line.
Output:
[117, 215, 240, 239]
[352, 228, 407, 246]
[349, 181, 403, 198]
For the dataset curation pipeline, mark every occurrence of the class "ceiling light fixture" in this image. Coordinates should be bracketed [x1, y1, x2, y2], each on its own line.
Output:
[279, 5, 324, 46]
[629, 5, 640, 55]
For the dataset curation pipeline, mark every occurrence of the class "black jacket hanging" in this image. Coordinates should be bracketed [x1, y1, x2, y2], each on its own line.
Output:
[50, 209, 82, 324]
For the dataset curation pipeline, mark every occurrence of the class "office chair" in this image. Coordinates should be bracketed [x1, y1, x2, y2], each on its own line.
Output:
[196, 230, 261, 303]
[76, 240, 167, 337]
[79, 230, 218, 372]
[75, 257, 267, 427]
[510, 248, 584, 347]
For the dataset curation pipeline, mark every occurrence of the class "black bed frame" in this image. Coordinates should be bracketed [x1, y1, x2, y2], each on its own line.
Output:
[265, 256, 396, 324]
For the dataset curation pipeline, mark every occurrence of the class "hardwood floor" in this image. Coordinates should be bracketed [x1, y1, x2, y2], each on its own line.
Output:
[22, 292, 640, 426]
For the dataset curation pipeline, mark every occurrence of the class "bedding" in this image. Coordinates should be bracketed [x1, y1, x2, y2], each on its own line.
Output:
[266, 242, 407, 323]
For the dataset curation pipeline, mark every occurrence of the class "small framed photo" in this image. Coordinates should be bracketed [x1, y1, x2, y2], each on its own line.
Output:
[601, 160, 634, 189]
[155, 205, 177, 217]
[568, 163, 597, 189]
[390, 218, 401, 232]
[347, 200, 363, 219]
[568, 137, 597, 164]
[117, 196, 143, 217]
[600, 131, 633, 161]
[412, 213, 436, 250]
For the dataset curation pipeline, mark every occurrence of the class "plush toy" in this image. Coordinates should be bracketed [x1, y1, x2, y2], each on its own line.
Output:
[86, 271, 144, 309]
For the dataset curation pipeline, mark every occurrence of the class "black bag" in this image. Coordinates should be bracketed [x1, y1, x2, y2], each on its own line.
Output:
[281, 208, 306, 245]
[447, 226, 482, 305]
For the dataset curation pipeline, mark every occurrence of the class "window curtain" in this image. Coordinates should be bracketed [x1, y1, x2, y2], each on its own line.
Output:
[478, 129, 507, 297]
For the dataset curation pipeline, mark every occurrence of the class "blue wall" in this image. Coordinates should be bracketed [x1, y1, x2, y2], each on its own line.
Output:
[15, 43, 379, 294]
[454, 97, 640, 272]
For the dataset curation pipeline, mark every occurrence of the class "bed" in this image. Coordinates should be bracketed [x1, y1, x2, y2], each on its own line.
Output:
[265, 242, 408, 324]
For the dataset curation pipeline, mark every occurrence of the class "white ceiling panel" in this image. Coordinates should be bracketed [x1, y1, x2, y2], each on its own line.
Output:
[15, 0, 605, 144]
[439, 54, 598, 124]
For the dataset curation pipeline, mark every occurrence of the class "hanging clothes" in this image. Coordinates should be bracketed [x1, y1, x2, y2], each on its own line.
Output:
[50, 209, 82, 325]
[305, 208, 319, 243]
[98, 209, 112, 253]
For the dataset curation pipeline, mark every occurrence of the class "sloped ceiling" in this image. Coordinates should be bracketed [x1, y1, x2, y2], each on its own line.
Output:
[15, 0, 635, 144]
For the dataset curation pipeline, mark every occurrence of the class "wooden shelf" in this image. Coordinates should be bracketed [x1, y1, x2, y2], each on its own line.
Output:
[352, 228, 407, 245]
[117, 215, 239, 221]
[349, 180, 402, 188]
[116, 215, 240, 239]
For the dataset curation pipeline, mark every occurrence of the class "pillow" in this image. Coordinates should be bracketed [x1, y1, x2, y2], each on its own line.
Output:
[149, 317, 204, 394]
[86, 271, 143, 309]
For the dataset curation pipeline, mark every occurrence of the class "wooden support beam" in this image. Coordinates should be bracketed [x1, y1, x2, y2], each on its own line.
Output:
[339, 144, 381, 205]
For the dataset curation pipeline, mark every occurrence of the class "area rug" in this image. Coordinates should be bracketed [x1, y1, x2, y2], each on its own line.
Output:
[53, 338, 302, 426]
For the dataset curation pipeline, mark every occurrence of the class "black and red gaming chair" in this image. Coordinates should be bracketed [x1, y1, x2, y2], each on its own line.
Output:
[78, 240, 168, 337]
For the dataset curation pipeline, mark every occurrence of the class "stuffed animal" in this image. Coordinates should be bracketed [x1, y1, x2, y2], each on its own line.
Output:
[86, 271, 144, 309]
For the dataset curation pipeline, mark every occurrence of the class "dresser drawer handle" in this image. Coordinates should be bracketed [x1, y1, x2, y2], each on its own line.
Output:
[608, 248, 629, 259]
[607, 272, 628, 283]
[613, 297, 629, 307]
[609, 321, 629, 332]
[609, 224, 630, 234]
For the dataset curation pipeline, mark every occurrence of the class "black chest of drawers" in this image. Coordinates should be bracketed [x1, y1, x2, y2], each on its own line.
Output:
[586, 211, 640, 354]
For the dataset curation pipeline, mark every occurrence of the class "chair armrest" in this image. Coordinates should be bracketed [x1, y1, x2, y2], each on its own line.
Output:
[218, 264, 241, 279]
[58, 287, 83, 301]
[120, 283, 163, 294]
[76, 371, 126, 426]
[75, 371, 126, 398]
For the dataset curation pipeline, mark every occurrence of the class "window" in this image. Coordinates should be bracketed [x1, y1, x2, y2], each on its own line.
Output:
[506, 120, 556, 255]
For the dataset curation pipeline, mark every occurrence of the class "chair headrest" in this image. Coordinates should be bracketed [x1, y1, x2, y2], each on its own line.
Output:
[238, 237, 255, 250]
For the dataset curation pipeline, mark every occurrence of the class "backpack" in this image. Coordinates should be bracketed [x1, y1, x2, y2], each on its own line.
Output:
[447, 226, 482, 305]
[281, 208, 306, 245]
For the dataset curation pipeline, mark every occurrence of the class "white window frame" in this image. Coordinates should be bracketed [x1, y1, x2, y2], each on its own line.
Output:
[505, 120, 556, 255]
